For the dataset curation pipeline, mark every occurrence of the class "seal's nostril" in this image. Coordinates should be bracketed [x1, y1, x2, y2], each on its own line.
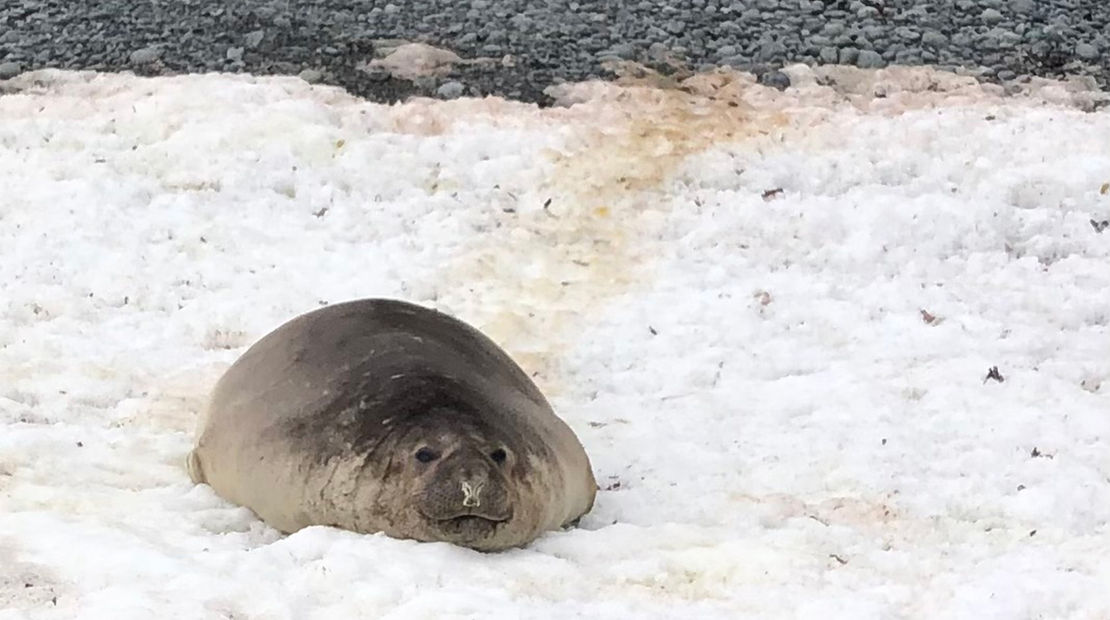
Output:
[490, 448, 507, 464]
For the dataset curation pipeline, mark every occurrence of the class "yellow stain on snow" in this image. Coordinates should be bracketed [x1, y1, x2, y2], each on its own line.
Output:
[425, 67, 797, 394]
[376, 63, 1031, 394]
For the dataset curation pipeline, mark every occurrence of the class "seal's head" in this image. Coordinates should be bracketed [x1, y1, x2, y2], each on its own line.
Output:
[353, 376, 555, 552]
[374, 408, 546, 551]
[408, 423, 515, 541]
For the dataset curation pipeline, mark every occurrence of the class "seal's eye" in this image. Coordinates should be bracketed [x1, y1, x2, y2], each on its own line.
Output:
[489, 448, 507, 464]
[414, 447, 439, 463]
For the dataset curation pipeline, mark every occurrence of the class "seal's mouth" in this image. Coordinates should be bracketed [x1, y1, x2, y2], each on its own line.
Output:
[433, 514, 508, 538]
[428, 510, 512, 524]
[419, 505, 514, 523]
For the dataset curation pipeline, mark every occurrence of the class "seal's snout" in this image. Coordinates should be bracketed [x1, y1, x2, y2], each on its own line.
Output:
[461, 480, 484, 508]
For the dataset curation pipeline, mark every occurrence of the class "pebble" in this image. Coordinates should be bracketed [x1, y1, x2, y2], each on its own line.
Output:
[129, 46, 162, 65]
[721, 54, 749, 68]
[981, 8, 1004, 24]
[856, 49, 884, 68]
[922, 31, 948, 48]
[863, 25, 886, 40]
[895, 27, 921, 42]
[895, 49, 921, 63]
[298, 68, 323, 83]
[436, 80, 465, 98]
[978, 31, 1003, 51]
[758, 39, 786, 61]
[0, 61, 21, 79]
[244, 31, 265, 49]
[1076, 42, 1100, 60]
[608, 43, 637, 59]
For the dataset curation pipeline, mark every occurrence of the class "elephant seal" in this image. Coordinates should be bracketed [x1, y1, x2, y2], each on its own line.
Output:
[187, 298, 597, 552]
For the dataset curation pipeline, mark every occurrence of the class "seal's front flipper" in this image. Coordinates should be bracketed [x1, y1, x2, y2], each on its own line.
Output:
[562, 516, 583, 529]
[186, 450, 205, 484]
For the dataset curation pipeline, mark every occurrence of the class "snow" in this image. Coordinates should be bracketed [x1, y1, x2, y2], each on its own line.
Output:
[1, 65, 1109, 618]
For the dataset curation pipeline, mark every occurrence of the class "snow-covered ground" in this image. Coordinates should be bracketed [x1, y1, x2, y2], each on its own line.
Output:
[1, 65, 1109, 619]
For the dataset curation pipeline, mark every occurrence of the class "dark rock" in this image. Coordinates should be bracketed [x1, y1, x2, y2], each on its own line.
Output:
[758, 70, 791, 90]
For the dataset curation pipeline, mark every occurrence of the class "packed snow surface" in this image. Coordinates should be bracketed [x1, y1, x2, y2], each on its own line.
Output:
[1, 65, 1109, 619]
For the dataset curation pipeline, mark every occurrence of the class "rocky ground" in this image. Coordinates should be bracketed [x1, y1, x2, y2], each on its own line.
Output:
[1, 0, 1108, 104]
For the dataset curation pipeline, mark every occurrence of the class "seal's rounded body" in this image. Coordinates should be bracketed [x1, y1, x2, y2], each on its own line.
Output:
[187, 298, 596, 551]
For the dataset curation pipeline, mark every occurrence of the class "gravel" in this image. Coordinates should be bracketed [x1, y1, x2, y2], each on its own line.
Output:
[1, 0, 1109, 105]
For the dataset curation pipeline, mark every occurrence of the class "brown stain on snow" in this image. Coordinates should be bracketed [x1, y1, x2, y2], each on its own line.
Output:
[424, 68, 797, 394]
[377, 62, 1047, 395]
